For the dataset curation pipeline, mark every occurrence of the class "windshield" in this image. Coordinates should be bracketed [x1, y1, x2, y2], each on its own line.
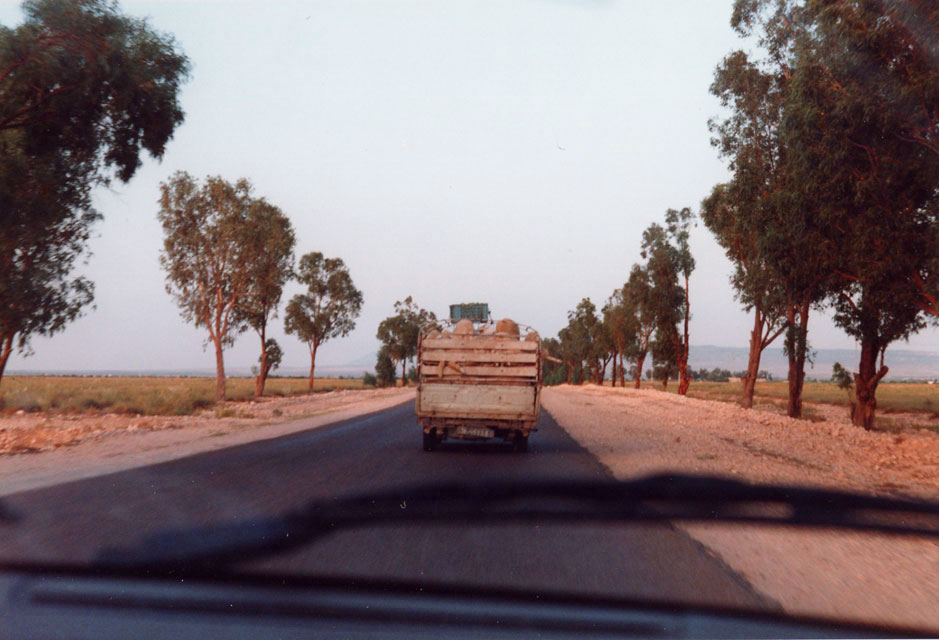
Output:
[1, 0, 938, 635]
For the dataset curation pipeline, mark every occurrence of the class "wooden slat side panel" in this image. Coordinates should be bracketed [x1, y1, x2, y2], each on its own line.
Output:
[422, 338, 539, 351]
[417, 383, 536, 418]
[422, 365, 538, 378]
[419, 379, 534, 387]
[420, 350, 537, 364]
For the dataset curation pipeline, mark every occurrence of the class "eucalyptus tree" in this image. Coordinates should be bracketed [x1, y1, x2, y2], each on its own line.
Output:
[622, 265, 656, 388]
[159, 173, 264, 401]
[641, 208, 695, 395]
[0, 188, 96, 385]
[713, 0, 838, 419]
[777, 0, 939, 428]
[560, 298, 601, 385]
[650, 328, 679, 391]
[0, 0, 189, 386]
[732, 0, 939, 425]
[556, 325, 578, 385]
[284, 252, 363, 392]
[705, 38, 792, 410]
[0, 0, 189, 181]
[375, 346, 396, 388]
[234, 203, 295, 397]
[376, 297, 436, 386]
[701, 183, 788, 409]
[603, 289, 637, 387]
[591, 313, 616, 385]
[257, 338, 283, 382]
[721, 0, 939, 425]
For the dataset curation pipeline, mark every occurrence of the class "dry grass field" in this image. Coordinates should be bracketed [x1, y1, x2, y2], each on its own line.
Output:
[652, 380, 939, 430]
[0, 376, 368, 416]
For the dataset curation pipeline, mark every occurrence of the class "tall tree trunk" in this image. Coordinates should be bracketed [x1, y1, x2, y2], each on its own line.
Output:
[852, 338, 888, 429]
[634, 352, 646, 389]
[401, 359, 407, 387]
[676, 350, 690, 394]
[566, 362, 573, 384]
[307, 341, 318, 392]
[662, 374, 669, 391]
[741, 308, 764, 409]
[213, 336, 226, 401]
[611, 351, 618, 387]
[786, 300, 810, 419]
[619, 352, 625, 387]
[577, 365, 585, 385]
[670, 325, 690, 396]
[0, 333, 13, 388]
[255, 327, 267, 398]
[676, 273, 692, 396]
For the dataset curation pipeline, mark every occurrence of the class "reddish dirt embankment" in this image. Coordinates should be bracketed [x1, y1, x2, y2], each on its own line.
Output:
[542, 384, 939, 631]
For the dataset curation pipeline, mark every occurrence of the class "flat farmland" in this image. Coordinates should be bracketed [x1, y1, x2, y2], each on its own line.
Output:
[652, 380, 939, 429]
[0, 376, 368, 416]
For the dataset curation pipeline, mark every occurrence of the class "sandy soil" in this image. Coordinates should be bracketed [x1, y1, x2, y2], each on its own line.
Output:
[0, 388, 414, 497]
[542, 384, 939, 631]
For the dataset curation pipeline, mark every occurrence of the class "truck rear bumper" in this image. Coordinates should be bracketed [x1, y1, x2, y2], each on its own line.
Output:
[417, 417, 536, 442]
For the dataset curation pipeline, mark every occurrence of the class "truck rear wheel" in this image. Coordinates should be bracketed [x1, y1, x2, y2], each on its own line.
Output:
[422, 429, 438, 452]
[513, 433, 529, 453]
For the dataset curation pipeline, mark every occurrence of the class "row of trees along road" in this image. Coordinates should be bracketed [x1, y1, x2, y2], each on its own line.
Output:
[545, 208, 696, 392]
[0, 0, 190, 387]
[158, 172, 362, 401]
[704, 0, 939, 428]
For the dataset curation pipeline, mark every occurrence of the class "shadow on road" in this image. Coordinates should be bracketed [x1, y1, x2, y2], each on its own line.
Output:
[430, 441, 519, 455]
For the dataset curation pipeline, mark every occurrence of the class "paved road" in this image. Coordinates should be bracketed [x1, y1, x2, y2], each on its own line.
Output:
[0, 401, 772, 610]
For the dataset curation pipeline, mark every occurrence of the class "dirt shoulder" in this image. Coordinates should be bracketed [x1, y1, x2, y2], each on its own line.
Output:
[0, 388, 414, 497]
[542, 384, 939, 631]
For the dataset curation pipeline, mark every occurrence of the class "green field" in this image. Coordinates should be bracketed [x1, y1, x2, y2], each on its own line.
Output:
[0, 376, 367, 416]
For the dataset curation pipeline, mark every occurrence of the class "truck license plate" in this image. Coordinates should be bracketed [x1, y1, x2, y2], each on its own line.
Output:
[455, 426, 494, 439]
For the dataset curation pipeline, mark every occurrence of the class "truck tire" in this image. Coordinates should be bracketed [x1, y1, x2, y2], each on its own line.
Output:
[422, 430, 438, 452]
[513, 433, 529, 453]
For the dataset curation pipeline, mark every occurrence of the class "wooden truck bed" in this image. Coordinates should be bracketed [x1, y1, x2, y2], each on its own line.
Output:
[416, 334, 541, 451]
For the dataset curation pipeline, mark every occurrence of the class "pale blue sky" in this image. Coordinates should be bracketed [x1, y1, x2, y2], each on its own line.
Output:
[4, 0, 937, 373]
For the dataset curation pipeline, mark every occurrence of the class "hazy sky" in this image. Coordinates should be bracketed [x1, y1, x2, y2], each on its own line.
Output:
[4, 0, 937, 374]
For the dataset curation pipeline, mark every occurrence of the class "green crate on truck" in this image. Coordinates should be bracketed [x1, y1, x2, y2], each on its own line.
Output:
[449, 303, 489, 323]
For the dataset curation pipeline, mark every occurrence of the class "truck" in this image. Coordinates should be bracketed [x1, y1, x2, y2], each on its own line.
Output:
[415, 308, 543, 453]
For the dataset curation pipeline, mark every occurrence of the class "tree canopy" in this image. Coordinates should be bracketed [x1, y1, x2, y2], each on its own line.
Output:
[284, 252, 363, 392]
[641, 208, 695, 394]
[234, 202, 295, 397]
[704, 39, 793, 409]
[0, 0, 189, 385]
[724, 0, 939, 427]
[602, 287, 638, 387]
[376, 297, 437, 386]
[158, 173, 272, 401]
[622, 264, 657, 388]
[0, 0, 189, 185]
[557, 298, 601, 385]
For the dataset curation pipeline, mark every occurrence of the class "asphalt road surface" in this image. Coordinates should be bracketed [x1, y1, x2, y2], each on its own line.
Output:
[0, 401, 774, 610]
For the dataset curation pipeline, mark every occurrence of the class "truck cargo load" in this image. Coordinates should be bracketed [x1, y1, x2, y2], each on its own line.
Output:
[415, 316, 542, 452]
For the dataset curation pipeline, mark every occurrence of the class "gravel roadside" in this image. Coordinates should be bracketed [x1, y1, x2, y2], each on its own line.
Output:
[541, 384, 939, 630]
